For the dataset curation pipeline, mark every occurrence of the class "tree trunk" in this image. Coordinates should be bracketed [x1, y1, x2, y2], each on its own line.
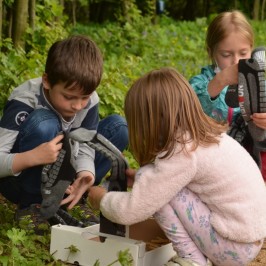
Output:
[253, 0, 260, 20]
[122, 0, 130, 23]
[261, 0, 266, 20]
[72, 0, 76, 26]
[234, 0, 238, 9]
[202, 0, 209, 17]
[12, 0, 29, 48]
[29, 0, 36, 29]
[8, 6, 12, 38]
[183, 0, 197, 20]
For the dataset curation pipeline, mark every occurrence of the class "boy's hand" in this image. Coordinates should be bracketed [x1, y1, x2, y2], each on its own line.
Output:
[33, 134, 64, 165]
[12, 134, 64, 174]
[88, 186, 107, 210]
[61, 171, 94, 209]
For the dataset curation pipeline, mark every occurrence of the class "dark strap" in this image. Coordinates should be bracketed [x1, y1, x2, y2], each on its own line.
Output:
[41, 133, 76, 219]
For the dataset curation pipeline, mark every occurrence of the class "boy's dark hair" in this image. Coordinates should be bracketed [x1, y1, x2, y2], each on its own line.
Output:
[45, 35, 103, 94]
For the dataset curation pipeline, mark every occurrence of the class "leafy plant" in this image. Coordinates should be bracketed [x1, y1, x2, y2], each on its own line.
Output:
[0, 0, 69, 116]
[65, 244, 80, 262]
[1, 13, 266, 265]
[107, 249, 133, 266]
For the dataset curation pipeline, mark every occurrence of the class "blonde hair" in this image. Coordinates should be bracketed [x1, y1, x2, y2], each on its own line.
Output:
[124, 67, 228, 166]
[206, 10, 254, 62]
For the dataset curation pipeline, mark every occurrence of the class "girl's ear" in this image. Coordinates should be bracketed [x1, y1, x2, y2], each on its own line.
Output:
[42, 73, 51, 90]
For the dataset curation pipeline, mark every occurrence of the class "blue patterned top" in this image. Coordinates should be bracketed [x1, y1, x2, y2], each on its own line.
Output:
[189, 65, 240, 123]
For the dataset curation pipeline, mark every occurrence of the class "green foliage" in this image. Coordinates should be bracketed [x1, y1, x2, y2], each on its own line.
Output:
[0, 38, 45, 112]
[0, 198, 133, 265]
[0, 0, 69, 115]
[108, 249, 134, 266]
[136, 0, 156, 17]
[25, 0, 69, 52]
[0, 202, 54, 265]
[251, 20, 266, 47]
[65, 244, 80, 262]
[1, 13, 266, 265]
[115, 0, 143, 25]
[71, 16, 266, 119]
[71, 15, 209, 117]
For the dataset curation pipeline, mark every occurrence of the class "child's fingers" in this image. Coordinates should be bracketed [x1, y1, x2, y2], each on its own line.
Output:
[65, 185, 73, 195]
[51, 133, 64, 144]
[60, 194, 74, 207]
[252, 113, 266, 119]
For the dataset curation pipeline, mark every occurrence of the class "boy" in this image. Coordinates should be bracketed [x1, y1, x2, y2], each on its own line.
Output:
[0, 35, 128, 231]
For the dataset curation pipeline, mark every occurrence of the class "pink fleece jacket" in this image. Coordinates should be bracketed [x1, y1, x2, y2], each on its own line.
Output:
[100, 133, 266, 243]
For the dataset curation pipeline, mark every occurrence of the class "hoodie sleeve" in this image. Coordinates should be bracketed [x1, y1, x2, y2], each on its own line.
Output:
[100, 150, 197, 225]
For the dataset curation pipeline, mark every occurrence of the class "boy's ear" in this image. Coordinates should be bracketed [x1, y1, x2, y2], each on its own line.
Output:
[42, 73, 51, 90]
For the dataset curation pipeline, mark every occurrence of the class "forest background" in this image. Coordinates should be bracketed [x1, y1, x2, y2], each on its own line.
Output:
[0, 0, 266, 265]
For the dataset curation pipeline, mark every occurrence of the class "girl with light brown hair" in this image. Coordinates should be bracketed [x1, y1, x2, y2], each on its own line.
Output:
[189, 10, 266, 182]
[89, 67, 266, 266]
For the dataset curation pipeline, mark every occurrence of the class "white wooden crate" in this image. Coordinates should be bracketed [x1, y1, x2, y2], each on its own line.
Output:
[50, 219, 175, 266]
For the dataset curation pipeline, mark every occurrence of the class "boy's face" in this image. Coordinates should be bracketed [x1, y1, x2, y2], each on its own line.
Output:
[42, 75, 91, 121]
[214, 31, 252, 70]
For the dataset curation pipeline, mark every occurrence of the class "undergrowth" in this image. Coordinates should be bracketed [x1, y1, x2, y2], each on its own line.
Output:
[0, 14, 266, 265]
